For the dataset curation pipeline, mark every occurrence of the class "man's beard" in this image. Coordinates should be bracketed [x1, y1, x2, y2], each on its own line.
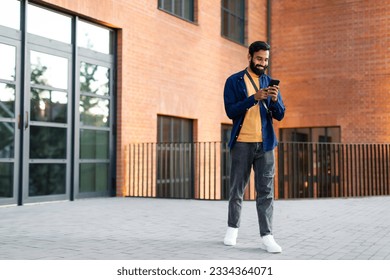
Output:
[250, 59, 267, 76]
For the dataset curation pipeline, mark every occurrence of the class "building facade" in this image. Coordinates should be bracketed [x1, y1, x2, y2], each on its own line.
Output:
[1, 0, 389, 206]
[272, 1, 390, 199]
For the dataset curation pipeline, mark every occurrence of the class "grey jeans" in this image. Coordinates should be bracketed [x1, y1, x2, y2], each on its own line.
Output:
[227, 142, 275, 237]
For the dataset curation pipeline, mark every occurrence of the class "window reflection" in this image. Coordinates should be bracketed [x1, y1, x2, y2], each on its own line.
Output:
[30, 51, 68, 90]
[0, 122, 14, 158]
[80, 62, 109, 96]
[80, 96, 109, 127]
[79, 163, 108, 193]
[0, 0, 20, 30]
[0, 163, 14, 197]
[29, 163, 66, 196]
[27, 4, 71, 43]
[80, 129, 109, 159]
[30, 88, 67, 123]
[79, 61, 110, 126]
[0, 83, 15, 118]
[30, 126, 66, 159]
[78, 20, 112, 54]
[0, 44, 16, 80]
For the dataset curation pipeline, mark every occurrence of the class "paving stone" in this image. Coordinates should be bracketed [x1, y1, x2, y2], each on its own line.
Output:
[0, 196, 389, 260]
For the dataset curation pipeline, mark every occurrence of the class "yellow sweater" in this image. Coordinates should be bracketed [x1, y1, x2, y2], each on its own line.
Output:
[237, 68, 262, 142]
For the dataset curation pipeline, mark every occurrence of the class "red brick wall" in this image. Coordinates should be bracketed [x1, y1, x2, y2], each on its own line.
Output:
[271, 0, 390, 144]
[35, 0, 390, 198]
[38, 0, 268, 196]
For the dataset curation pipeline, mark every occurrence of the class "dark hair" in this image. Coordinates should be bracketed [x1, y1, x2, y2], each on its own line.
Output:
[248, 41, 270, 56]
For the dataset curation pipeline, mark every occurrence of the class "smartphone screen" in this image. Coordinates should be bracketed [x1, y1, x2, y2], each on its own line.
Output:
[269, 79, 280, 87]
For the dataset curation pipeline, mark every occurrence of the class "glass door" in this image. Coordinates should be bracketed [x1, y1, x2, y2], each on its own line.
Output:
[22, 46, 72, 203]
[0, 38, 20, 205]
[1, 2, 115, 206]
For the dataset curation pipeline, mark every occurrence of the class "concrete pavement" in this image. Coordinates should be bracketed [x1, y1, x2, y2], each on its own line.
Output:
[0, 196, 390, 260]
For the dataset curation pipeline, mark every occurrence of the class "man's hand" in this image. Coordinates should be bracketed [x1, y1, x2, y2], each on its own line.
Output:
[254, 88, 269, 101]
[267, 85, 279, 102]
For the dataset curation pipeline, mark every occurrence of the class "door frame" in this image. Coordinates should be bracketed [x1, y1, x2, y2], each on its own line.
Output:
[22, 36, 73, 204]
[0, 32, 21, 206]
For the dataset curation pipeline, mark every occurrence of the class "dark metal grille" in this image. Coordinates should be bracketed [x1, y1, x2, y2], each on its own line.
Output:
[278, 142, 390, 199]
[125, 142, 390, 200]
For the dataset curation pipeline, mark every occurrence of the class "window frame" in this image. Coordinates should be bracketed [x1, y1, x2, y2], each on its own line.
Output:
[158, 0, 195, 23]
[221, 0, 246, 45]
[156, 115, 194, 198]
[0, 1, 117, 205]
[279, 126, 341, 143]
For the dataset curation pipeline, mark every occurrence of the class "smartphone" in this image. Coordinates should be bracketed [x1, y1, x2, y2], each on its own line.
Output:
[269, 79, 280, 87]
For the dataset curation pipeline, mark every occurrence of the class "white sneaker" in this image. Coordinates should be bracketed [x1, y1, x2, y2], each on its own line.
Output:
[223, 227, 238, 246]
[261, 235, 282, 253]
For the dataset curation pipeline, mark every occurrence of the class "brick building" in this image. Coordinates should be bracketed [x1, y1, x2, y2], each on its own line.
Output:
[272, 1, 390, 144]
[1, 0, 389, 206]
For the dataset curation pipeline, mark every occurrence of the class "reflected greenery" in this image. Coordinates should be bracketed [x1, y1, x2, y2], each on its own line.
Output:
[29, 163, 66, 196]
[80, 62, 109, 95]
[28, 51, 68, 196]
[0, 8, 114, 198]
[0, 83, 15, 118]
[30, 56, 68, 123]
[0, 122, 14, 158]
[0, 42, 16, 198]
[78, 61, 111, 193]
[0, 163, 13, 197]
[30, 51, 68, 89]
[80, 96, 109, 127]
[30, 88, 67, 123]
[80, 62, 110, 127]
[30, 126, 66, 159]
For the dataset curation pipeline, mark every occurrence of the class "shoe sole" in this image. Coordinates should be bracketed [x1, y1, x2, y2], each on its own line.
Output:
[224, 240, 236, 246]
[260, 243, 282, 253]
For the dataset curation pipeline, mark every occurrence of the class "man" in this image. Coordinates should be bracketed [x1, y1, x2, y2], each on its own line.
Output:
[223, 41, 285, 253]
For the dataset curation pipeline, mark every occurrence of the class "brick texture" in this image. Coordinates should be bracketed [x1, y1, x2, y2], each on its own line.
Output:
[271, 0, 390, 143]
[37, 0, 389, 198]
[39, 0, 268, 195]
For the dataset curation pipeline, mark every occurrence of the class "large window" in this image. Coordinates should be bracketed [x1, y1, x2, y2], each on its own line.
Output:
[0, 42, 17, 199]
[157, 115, 193, 198]
[158, 0, 195, 22]
[78, 61, 111, 194]
[0, 1, 116, 205]
[221, 0, 245, 44]
[76, 20, 114, 196]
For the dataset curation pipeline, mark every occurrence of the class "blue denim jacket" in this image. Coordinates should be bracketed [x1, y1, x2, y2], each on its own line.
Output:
[223, 69, 286, 151]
